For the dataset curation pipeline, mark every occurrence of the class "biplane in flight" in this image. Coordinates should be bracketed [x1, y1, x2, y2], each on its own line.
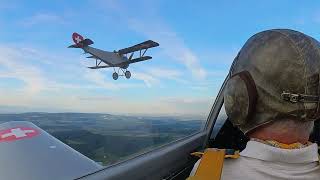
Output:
[68, 32, 159, 80]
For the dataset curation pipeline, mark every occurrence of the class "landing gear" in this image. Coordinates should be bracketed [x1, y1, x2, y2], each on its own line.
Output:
[125, 71, 131, 79]
[112, 68, 131, 80]
[112, 72, 118, 80]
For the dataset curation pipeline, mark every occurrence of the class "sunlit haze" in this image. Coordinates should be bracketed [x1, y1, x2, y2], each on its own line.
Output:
[0, 0, 318, 116]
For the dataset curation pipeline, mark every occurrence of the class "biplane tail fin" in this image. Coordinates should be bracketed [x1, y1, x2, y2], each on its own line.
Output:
[68, 32, 94, 48]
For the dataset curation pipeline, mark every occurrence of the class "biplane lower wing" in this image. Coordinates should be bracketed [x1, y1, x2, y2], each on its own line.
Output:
[117, 56, 152, 67]
[130, 56, 152, 63]
[88, 65, 112, 69]
[118, 40, 159, 55]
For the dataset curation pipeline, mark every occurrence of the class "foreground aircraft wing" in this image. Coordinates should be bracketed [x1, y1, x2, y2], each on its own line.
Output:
[0, 121, 102, 180]
[117, 40, 159, 55]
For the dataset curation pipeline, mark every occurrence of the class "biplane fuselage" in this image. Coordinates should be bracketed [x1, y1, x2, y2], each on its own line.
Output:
[68, 32, 159, 80]
[82, 46, 129, 68]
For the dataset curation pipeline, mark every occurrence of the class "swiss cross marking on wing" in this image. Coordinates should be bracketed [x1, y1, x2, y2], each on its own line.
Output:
[0, 127, 39, 142]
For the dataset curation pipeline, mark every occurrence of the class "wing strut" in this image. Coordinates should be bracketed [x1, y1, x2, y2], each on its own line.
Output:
[96, 59, 102, 66]
[140, 48, 148, 57]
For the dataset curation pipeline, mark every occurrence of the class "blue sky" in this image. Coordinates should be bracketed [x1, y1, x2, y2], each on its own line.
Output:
[0, 0, 319, 116]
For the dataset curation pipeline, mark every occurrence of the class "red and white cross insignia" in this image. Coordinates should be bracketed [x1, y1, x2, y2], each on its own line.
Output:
[0, 127, 39, 142]
[72, 32, 84, 44]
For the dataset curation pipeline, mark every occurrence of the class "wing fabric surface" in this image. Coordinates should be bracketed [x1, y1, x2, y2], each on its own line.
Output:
[118, 40, 159, 55]
[0, 121, 102, 180]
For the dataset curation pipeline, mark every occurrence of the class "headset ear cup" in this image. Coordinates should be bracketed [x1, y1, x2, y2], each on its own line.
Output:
[224, 71, 258, 126]
[224, 76, 251, 126]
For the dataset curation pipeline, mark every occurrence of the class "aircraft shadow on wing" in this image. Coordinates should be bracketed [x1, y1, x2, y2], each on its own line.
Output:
[68, 32, 159, 80]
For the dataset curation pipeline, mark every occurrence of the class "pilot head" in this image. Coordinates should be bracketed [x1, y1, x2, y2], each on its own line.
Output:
[224, 29, 320, 135]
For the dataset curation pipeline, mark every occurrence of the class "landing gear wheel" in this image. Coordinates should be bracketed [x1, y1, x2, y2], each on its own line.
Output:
[125, 71, 131, 79]
[112, 72, 119, 80]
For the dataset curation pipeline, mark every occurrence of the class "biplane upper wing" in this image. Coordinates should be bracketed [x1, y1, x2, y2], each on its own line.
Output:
[117, 40, 159, 55]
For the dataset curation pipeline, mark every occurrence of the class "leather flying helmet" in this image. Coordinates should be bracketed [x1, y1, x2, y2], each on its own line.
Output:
[224, 29, 320, 134]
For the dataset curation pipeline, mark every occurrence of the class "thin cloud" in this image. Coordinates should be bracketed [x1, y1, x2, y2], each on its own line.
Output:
[146, 67, 188, 84]
[0, 46, 46, 94]
[160, 97, 210, 104]
[133, 71, 159, 87]
[159, 96, 213, 116]
[147, 67, 182, 78]
[0, 44, 144, 94]
[77, 96, 116, 101]
[99, 1, 207, 80]
[128, 19, 207, 80]
[21, 13, 67, 27]
[0, 0, 16, 10]
[83, 70, 120, 90]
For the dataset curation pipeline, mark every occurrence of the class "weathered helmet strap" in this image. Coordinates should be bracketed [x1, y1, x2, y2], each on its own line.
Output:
[281, 73, 320, 120]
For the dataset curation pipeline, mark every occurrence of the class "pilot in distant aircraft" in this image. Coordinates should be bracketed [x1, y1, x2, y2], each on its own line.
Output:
[189, 29, 320, 179]
[68, 32, 159, 80]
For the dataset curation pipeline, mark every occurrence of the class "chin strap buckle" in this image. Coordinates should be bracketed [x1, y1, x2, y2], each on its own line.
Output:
[281, 92, 300, 103]
[281, 91, 319, 103]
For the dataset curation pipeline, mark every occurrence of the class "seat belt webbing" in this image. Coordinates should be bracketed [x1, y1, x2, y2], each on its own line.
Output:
[188, 148, 226, 180]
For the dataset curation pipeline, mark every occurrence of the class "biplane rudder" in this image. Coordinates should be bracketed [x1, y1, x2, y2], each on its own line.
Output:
[68, 32, 94, 48]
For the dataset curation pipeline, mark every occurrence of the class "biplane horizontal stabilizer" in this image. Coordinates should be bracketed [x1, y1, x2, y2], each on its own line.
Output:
[68, 39, 94, 48]
[81, 39, 94, 46]
[86, 55, 96, 59]
[68, 44, 81, 48]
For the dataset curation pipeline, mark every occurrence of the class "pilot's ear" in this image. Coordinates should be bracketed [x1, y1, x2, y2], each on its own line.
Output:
[224, 71, 258, 126]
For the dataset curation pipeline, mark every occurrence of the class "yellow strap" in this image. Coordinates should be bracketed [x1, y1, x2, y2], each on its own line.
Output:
[190, 152, 204, 158]
[224, 151, 240, 159]
[187, 149, 226, 180]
